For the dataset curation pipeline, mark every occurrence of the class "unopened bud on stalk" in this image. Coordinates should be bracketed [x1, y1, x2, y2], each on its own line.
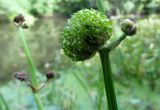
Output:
[13, 14, 25, 24]
[46, 71, 55, 79]
[120, 19, 136, 36]
[14, 72, 26, 81]
[13, 14, 28, 28]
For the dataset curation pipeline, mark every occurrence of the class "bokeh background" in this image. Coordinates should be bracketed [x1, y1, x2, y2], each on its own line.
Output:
[0, 0, 160, 110]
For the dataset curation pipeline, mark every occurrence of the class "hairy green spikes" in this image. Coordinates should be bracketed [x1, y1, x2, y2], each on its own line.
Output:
[60, 9, 112, 61]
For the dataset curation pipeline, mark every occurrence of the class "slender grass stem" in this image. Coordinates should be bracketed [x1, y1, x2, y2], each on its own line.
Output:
[34, 94, 43, 110]
[73, 72, 89, 94]
[18, 27, 37, 86]
[0, 92, 10, 110]
[0, 99, 4, 110]
[99, 49, 118, 110]
[96, 0, 118, 110]
[72, 71, 93, 102]
[97, 74, 104, 110]
[18, 27, 43, 110]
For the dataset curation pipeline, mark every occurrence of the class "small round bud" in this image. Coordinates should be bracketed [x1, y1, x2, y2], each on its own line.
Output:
[120, 19, 136, 36]
[15, 72, 26, 81]
[13, 14, 25, 24]
[46, 71, 55, 79]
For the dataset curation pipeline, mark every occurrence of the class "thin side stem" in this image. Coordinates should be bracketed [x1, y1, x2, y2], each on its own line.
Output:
[99, 49, 118, 110]
[101, 33, 127, 51]
[18, 27, 43, 110]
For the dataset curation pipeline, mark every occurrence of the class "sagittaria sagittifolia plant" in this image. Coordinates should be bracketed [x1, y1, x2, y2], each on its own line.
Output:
[60, 8, 136, 110]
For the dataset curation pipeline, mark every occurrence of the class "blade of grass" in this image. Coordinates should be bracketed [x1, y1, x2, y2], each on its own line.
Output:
[96, 66, 105, 110]
[0, 92, 10, 110]
[0, 99, 4, 110]
[72, 71, 89, 93]
[72, 70, 93, 103]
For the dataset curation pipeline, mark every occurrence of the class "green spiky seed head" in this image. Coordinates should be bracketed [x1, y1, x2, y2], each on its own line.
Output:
[60, 9, 112, 61]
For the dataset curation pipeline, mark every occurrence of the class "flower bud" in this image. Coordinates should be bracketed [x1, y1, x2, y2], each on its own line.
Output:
[60, 9, 112, 61]
[46, 71, 55, 79]
[15, 72, 26, 81]
[13, 14, 25, 24]
[120, 19, 136, 36]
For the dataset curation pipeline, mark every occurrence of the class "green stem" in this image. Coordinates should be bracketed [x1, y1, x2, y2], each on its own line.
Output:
[0, 92, 10, 110]
[96, 0, 118, 110]
[18, 27, 37, 86]
[0, 99, 4, 110]
[99, 49, 118, 110]
[18, 27, 43, 110]
[34, 94, 43, 110]
[102, 33, 127, 51]
[96, 0, 105, 13]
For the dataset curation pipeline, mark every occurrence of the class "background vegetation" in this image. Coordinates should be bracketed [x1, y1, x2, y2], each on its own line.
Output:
[0, 0, 160, 110]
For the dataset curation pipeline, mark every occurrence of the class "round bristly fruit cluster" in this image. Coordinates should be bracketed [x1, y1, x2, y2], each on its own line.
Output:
[60, 9, 112, 61]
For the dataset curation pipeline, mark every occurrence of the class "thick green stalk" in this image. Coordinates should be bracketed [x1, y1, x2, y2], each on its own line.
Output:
[96, 0, 105, 13]
[96, 0, 118, 110]
[99, 49, 118, 110]
[18, 27, 43, 110]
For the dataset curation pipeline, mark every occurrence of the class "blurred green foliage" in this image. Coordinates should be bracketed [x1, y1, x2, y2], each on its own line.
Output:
[0, 0, 160, 21]
[0, 0, 58, 21]
[107, 0, 160, 15]
[0, 0, 95, 20]
[54, 0, 96, 17]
